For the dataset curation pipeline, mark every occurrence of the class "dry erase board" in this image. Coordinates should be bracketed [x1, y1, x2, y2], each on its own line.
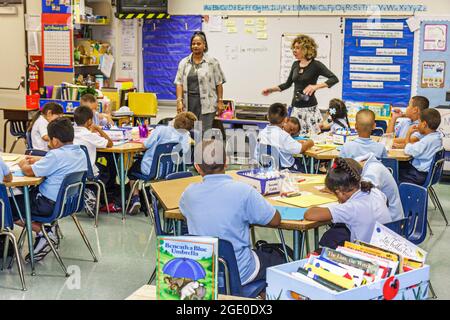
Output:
[203, 16, 343, 109]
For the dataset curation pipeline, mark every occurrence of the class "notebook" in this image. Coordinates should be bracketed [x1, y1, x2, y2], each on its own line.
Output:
[274, 206, 307, 221]
[277, 194, 337, 208]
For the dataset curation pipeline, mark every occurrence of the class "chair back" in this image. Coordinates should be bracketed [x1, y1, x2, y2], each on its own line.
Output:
[25, 149, 47, 157]
[375, 120, 387, 133]
[165, 171, 193, 180]
[147, 143, 182, 181]
[258, 143, 280, 170]
[52, 171, 87, 220]
[384, 218, 408, 237]
[378, 157, 399, 184]
[371, 128, 384, 136]
[0, 185, 13, 231]
[399, 183, 428, 245]
[150, 190, 164, 236]
[79, 145, 95, 180]
[26, 131, 33, 149]
[218, 239, 245, 296]
[9, 120, 27, 138]
[422, 149, 445, 188]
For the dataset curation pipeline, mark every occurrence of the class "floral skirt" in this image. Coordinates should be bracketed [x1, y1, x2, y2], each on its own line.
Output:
[290, 105, 323, 135]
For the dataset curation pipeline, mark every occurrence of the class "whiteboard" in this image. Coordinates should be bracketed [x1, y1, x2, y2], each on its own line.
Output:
[203, 16, 343, 109]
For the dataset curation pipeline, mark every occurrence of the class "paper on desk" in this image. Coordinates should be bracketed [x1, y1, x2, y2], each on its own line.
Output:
[296, 175, 326, 185]
[274, 206, 306, 221]
[2, 155, 20, 162]
[277, 194, 336, 208]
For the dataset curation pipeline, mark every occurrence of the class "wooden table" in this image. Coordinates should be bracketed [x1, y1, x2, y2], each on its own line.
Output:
[2, 152, 43, 275]
[1, 107, 38, 151]
[126, 284, 254, 300]
[97, 142, 146, 220]
[150, 171, 335, 260]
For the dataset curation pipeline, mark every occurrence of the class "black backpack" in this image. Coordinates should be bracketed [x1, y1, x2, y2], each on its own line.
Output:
[254, 240, 294, 261]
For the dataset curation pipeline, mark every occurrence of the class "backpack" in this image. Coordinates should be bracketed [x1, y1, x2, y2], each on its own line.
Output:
[254, 240, 294, 261]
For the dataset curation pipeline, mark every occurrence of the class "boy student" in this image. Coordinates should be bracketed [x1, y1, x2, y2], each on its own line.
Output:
[340, 109, 388, 159]
[180, 139, 284, 287]
[14, 118, 87, 261]
[257, 103, 314, 170]
[283, 116, 301, 137]
[386, 96, 429, 148]
[73, 106, 113, 177]
[399, 108, 443, 185]
[29, 102, 64, 151]
[127, 111, 197, 214]
[80, 93, 113, 127]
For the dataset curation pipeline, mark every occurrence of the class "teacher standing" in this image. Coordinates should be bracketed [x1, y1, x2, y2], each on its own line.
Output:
[262, 34, 339, 134]
[175, 31, 226, 132]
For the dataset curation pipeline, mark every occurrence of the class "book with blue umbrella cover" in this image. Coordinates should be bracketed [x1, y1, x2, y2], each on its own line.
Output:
[156, 236, 218, 300]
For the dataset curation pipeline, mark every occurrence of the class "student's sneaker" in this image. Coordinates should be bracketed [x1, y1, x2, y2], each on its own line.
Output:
[84, 188, 97, 218]
[128, 195, 141, 215]
[25, 231, 59, 263]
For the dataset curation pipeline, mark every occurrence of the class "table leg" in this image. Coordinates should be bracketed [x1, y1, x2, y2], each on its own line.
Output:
[176, 221, 182, 236]
[293, 230, 305, 260]
[23, 186, 35, 276]
[314, 228, 320, 251]
[310, 157, 315, 174]
[119, 153, 126, 221]
[3, 120, 9, 152]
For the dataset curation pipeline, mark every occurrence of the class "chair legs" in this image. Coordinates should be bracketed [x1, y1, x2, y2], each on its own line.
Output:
[427, 220, 434, 236]
[141, 185, 154, 225]
[41, 226, 69, 277]
[277, 229, 290, 263]
[1, 231, 27, 291]
[87, 181, 101, 228]
[71, 215, 98, 263]
[2, 235, 9, 270]
[148, 268, 156, 285]
[429, 281, 437, 299]
[97, 180, 110, 215]
[429, 186, 448, 226]
[9, 137, 25, 153]
[125, 180, 140, 213]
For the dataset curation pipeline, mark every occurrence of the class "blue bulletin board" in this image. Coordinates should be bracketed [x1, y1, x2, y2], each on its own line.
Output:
[342, 18, 414, 108]
[417, 21, 450, 107]
[42, 0, 72, 14]
[142, 16, 202, 100]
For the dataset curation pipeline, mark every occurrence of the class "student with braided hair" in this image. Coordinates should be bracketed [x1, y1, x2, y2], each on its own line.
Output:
[305, 157, 391, 248]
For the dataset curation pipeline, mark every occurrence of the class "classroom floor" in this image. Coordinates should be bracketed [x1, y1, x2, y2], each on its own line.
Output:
[0, 181, 449, 300]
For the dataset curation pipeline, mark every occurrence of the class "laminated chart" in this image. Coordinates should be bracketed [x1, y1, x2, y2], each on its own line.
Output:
[42, 13, 73, 72]
[343, 19, 414, 108]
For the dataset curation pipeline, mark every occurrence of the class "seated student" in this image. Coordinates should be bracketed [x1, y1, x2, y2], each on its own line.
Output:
[180, 139, 284, 286]
[340, 109, 387, 159]
[0, 157, 13, 183]
[127, 111, 197, 214]
[399, 108, 443, 185]
[14, 118, 87, 261]
[283, 117, 301, 137]
[355, 153, 404, 222]
[80, 93, 113, 127]
[257, 103, 314, 171]
[73, 106, 113, 177]
[29, 102, 64, 151]
[305, 158, 391, 248]
[320, 98, 350, 133]
[386, 96, 429, 148]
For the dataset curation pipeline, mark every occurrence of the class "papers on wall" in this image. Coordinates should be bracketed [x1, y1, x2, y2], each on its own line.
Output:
[352, 81, 384, 89]
[350, 56, 393, 64]
[352, 22, 404, 31]
[352, 29, 403, 39]
[406, 16, 421, 32]
[350, 64, 400, 73]
[376, 48, 408, 56]
[423, 24, 448, 51]
[207, 15, 222, 32]
[25, 14, 41, 31]
[100, 54, 114, 78]
[28, 32, 41, 56]
[360, 39, 384, 47]
[43, 24, 72, 67]
[421, 61, 446, 88]
[121, 20, 136, 56]
[350, 73, 400, 82]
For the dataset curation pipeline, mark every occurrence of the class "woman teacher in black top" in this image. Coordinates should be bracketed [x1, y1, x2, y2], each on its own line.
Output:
[262, 34, 339, 134]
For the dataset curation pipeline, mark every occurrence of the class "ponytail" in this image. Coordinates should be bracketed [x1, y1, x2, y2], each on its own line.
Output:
[28, 102, 64, 132]
[360, 180, 374, 193]
[28, 110, 42, 132]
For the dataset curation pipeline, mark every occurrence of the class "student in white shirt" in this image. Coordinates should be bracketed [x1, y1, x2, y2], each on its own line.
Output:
[320, 98, 350, 133]
[29, 102, 64, 151]
[257, 103, 314, 170]
[73, 106, 113, 177]
[305, 157, 391, 248]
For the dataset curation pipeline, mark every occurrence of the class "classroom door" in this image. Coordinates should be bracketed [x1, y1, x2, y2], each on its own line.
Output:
[0, 3, 27, 108]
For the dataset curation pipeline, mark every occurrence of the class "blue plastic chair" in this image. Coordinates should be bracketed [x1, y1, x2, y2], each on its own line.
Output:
[258, 143, 307, 172]
[218, 239, 266, 298]
[79, 145, 110, 227]
[21, 171, 97, 276]
[422, 149, 447, 226]
[384, 218, 408, 237]
[25, 149, 47, 157]
[375, 120, 387, 133]
[25, 131, 33, 150]
[125, 142, 183, 215]
[378, 157, 399, 184]
[399, 183, 428, 245]
[165, 171, 193, 180]
[0, 185, 26, 290]
[7, 120, 27, 153]
[371, 128, 384, 136]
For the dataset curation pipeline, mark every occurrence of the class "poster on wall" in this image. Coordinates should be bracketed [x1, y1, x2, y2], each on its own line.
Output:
[423, 24, 448, 51]
[42, 0, 72, 14]
[42, 13, 73, 72]
[421, 61, 446, 88]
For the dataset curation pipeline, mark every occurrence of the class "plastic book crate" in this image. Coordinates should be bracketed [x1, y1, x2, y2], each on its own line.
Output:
[236, 169, 281, 195]
[266, 260, 430, 300]
[39, 99, 80, 113]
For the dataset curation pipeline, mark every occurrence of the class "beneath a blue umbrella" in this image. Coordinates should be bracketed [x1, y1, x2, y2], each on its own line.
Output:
[163, 258, 206, 280]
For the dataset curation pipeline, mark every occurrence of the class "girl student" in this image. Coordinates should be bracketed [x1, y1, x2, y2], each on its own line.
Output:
[28, 102, 64, 151]
[320, 98, 350, 133]
[304, 157, 391, 249]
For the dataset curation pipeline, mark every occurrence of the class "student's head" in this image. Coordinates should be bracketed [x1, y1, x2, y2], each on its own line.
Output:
[268, 103, 288, 125]
[173, 111, 198, 131]
[74, 106, 94, 127]
[194, 139, 226, 176]
[355, 109, 375, 137]
[291, 34, 317, 61]
[28, 102, 64, 131]
[405, 96, 429, 120]
[325, 158, 373, 203]
[328, 99, 348, 121]
[191, 31, 208, 54]
[80, 93, 98, 111]
[418, 108, 441, 134]
[284, 117, 301, 136]
[47, 117, 74, 149]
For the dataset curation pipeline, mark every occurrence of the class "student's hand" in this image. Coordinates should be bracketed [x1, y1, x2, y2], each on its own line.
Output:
[408, 124, 419, 134]
[24, 156, 39, 164]
[19, 159, 29, 168]
[303, 84, 318, 96]
[319, 187, 333, 194]
[90, 124, 101, 133]
[391, 108, 404, 120]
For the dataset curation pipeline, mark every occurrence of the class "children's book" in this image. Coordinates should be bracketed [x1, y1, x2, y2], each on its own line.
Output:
[156, 236, 218, 300]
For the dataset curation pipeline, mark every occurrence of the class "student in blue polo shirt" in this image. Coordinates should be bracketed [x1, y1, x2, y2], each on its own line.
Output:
[340, 109, 387, 159]
[399, 108, 443, 185]
[386, 96, 429, 148]
[257, 103, 314, 171]
[355, 153, 404, 222]
[180, 139, 284, 287]
[15, 117, 87, 262]
[127, 111, 197, 214]
[305, 157, 391, 248]
[0, 158, 12, 183]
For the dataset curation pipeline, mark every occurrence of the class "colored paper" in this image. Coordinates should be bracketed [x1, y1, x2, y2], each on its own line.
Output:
[295, 175, 326, 185]
[274, 206, 306, 221]
[277, 194, 336, 208]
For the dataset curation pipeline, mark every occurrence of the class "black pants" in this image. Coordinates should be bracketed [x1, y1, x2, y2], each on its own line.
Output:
[252, 247, 287, 282]
[96, 152, 118, 189]
[319, 223, 351, 249]
[10, 188, 55, 222]
[399, 161, 427, 186]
